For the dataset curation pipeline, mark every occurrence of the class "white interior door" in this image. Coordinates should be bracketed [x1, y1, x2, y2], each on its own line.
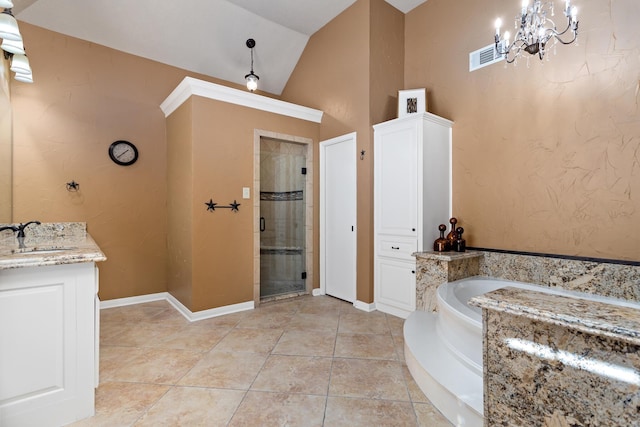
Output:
[320, 132, 357, 302]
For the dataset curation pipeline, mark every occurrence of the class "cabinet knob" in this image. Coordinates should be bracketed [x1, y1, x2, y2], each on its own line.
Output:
[411, 270, 416, 274]
[411, 228, 416, 232]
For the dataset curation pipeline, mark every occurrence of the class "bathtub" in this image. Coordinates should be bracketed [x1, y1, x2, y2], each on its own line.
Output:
[403, 276, 639, 427]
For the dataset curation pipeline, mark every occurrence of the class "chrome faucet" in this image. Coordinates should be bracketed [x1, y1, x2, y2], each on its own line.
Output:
[0, 221, 41, 238]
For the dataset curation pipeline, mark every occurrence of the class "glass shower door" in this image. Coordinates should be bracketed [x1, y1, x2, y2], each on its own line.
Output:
[259, 138, 306, 299]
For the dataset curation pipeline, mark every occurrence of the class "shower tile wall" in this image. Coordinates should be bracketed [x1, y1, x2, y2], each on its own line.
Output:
[260, 139, 306, 298]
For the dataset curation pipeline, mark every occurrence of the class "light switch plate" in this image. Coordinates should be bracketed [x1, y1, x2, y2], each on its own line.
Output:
[242, 187, 250, 199]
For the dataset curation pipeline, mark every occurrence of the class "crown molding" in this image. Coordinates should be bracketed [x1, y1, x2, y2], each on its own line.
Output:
[160, 76, 323, 123]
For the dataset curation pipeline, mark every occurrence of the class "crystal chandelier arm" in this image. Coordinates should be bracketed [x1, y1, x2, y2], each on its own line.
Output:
[553, 28, 578, 45]
[553, 19, 579, 42]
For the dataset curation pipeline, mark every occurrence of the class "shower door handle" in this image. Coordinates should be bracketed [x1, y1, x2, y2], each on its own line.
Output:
[260, 217, 266, 232]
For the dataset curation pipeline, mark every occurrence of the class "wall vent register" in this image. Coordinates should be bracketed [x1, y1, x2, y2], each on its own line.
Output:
[469, 43, 504, 72]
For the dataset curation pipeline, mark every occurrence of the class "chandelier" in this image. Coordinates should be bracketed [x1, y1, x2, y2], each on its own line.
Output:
[494, 0, 579, 64]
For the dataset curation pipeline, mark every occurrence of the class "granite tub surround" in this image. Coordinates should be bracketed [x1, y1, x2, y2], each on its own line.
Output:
[0, 221, 106, 269]
[414, 250, 482, 312]
[479, 251, 640, 303]
[471, 287, 640, 426]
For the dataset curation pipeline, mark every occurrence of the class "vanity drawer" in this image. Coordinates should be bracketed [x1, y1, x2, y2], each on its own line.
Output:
[377, 236, 417, 260]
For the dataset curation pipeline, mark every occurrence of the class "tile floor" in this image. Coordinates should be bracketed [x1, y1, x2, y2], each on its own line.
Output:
[72, 295, 453, 426]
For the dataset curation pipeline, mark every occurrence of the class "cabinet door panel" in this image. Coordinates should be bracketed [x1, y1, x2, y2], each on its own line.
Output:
[0, 283, 66, 402]
[375, 258, 416, 314]
[376, 125, 417, 236]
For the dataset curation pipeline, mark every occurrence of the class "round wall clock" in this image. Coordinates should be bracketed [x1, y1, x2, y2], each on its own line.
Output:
[108, 140, 138, 166]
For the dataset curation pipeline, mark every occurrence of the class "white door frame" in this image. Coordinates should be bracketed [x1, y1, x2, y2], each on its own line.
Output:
[319, 132, 357, 301]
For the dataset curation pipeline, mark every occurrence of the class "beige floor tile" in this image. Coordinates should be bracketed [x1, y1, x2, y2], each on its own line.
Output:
[150, 325, 230, 352]
[87, 296, 440, 425]
[403, 366, 430, 403]
[324, 396, 417, 427]
[251, 355, 332, 395]
[178, 350, 267, 389]
[100, 319, 131, 343]
[257, 299, 304, 314]
[214, 327, 283, 353]
[236, 310, 294, 329]
[146, 307, 190, 327]
[109, 347, 202, 385]
[134, 386, 246, 427]
[99, 346, 147, 382]
[386, 314, 405, 337]
[69, 381, 170, 427]
[100, 303, 168, 324]
[414, 402, 453, 426]
[101, 323, 184, 348]
[338, 312, 391, 335]
[297, 296, 348, 314]
[272, 329, 336, 357]
[394, 333, 406, 362]
[334, 333, 397, 360]
[187, 311, 247, 330]
[228, 391, 326, 427]
[329, 358, 410, 401]
[285, 312, 340, 333]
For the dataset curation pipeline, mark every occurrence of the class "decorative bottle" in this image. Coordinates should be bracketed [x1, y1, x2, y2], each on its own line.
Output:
[454, 227, 466, 252]
[433, 224, 449, 252]
[446, 217, 458, 249]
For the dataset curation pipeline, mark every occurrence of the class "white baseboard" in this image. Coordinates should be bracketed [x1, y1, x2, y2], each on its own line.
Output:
[312, 288, 325, 296]
[100, 292, 169, 309]
[100, 292, 254, 322]
[166, 293, 254, 322]
[353, 300, 376, 312]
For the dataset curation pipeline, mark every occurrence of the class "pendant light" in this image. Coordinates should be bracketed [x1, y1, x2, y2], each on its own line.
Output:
[0, 8, 21, 41]
[244, 38, 259, 92]
[1, 37, 24, 55]
[14, 71, 32, 83]
[10, 53, 30, 74]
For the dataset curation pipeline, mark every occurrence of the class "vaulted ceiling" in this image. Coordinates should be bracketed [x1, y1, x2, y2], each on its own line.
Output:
[14, 0, 427, 95]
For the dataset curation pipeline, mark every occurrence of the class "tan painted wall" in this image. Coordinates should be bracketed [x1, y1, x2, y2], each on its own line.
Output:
[166, 100, 194, 308]
[167, 96, 319, 312]
[369, 0, 405, 125]
[405, 0, 640, 261]
[282, 0, 404, 303]
[9, 23, 246, 300]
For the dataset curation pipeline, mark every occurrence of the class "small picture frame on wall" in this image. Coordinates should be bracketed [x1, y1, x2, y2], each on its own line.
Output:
[398, 88, 427, 118]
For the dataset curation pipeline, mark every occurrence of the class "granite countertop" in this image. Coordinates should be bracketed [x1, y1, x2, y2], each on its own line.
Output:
[0, 222, 106, 270]
[413, 250, 483, 261]
[470, 286, 640, 345]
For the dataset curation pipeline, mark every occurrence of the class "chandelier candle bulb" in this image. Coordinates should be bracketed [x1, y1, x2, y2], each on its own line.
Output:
[495, 18, 501, 36]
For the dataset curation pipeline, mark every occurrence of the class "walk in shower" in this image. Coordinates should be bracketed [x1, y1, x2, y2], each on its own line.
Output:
[259, 137, 307, 299]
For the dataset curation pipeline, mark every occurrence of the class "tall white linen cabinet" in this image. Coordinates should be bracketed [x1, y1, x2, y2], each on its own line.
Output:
[373, 112, 452, 318]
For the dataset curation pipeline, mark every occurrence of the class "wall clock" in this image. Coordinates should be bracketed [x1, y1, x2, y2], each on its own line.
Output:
[108, 140, 138, 166]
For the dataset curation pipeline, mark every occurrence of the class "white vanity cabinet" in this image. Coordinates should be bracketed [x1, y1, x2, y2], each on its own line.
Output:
[374, 112, 452, 318]
[0, 262, 99, 427]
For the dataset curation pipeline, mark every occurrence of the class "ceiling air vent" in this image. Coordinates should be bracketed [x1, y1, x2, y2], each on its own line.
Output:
[469, 43, 504, 72]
